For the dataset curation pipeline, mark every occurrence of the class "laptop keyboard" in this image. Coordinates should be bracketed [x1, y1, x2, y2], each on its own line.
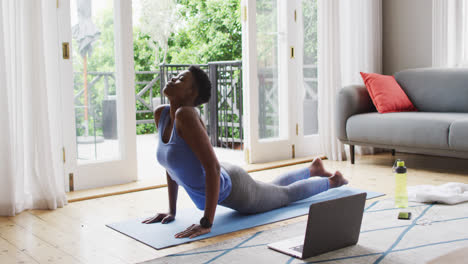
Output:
[290, 245, 303, 253]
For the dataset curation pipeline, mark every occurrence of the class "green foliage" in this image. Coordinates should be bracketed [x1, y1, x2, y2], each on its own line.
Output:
[256, 0, 279, 138]
[71, 0, 318, 143]
[133, 31, 161, 134]
[166, 0, 242, 64]
[134, 0, 242, 135]
[72, 0, 243, 136]
[133, 31, 158, 72]
[303, 0, 318, 65]
[255, 0, 278, 68]
[302, 0, 318, 100]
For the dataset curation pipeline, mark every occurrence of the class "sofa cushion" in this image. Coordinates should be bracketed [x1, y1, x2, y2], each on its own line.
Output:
[360, 72, 417, 113]
[449, 119, 468, 151]
[346, 112, 468, 149]
[395, 68, 468, 113]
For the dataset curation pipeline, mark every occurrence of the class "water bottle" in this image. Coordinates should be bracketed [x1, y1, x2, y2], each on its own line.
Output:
[394, 159, 408, 208]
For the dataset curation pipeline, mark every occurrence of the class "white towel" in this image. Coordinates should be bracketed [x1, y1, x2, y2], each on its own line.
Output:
[408, 182, 468, 205]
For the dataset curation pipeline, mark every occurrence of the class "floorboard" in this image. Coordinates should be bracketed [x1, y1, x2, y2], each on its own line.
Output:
[1, 152, 467, 263]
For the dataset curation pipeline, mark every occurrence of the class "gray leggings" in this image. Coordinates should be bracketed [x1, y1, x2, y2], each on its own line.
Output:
[219, 162, 330, 214]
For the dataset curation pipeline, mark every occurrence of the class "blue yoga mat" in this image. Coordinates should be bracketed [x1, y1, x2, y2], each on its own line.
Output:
[106, 187, 384, 249]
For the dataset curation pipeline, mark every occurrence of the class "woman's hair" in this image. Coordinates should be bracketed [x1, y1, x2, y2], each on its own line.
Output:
[188, 65, 211, 106]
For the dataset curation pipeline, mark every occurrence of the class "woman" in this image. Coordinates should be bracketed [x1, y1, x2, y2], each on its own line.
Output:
[142, 66, 348, 239]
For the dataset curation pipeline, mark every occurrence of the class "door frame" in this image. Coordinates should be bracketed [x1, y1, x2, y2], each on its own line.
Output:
[242, 0, 321, 164]
[58, 0, 137, 191]
[242, 0, 293, 164]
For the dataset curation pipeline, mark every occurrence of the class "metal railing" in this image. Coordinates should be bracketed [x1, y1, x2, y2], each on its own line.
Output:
[207, 61, 243, 149]
[159, 62, 243, 149]
[73, 61, 244, 150]
[73, 63, 318, 150]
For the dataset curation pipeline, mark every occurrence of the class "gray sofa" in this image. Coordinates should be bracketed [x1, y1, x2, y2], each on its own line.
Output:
[336, 68, 468, 164]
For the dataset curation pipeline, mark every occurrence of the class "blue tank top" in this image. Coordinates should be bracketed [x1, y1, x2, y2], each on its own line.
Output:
[156, 106, 232, 210]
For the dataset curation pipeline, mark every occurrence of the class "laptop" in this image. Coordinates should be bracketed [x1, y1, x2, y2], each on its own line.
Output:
[268, 192, 367, 259]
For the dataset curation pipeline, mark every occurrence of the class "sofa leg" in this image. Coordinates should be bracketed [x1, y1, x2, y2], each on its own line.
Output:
[391, 149, 396, 156]
[350, 145, 355, 164]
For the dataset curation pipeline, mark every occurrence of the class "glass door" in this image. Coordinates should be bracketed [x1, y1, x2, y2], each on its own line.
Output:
[58, 0, 137, 190]
[295, 0, 322, 157]
[242, 0, 293, 163]
[242, 0, 321, 163]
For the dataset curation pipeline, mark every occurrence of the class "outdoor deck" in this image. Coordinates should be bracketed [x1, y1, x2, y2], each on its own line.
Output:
[136, 134, 245, 180]
[77, 134, 245, 181]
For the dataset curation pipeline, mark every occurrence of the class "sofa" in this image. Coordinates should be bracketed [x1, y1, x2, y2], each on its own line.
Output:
[336, 68, 468, 164]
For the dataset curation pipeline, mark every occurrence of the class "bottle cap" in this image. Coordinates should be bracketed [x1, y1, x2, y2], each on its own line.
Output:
[397, 160, 405, 167]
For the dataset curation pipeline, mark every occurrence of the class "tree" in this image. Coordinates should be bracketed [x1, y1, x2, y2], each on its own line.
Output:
[166, 0, 241, 64]
[139, 0, 181, 64]
[133, 0, 242, 135]
[133, 30, 163, 135]
[72, 0, 243, 135]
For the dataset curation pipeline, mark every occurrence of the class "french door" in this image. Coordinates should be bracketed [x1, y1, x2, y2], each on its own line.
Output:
[294, 0, 321, 157]
[242, 0, 321, 163]
[58, 0, 137, 190]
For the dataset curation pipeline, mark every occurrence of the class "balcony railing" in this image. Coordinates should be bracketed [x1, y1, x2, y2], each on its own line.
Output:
[73, 62, 318, 150]
[158, 61, 243, 149]
[73, 61, 244, 150]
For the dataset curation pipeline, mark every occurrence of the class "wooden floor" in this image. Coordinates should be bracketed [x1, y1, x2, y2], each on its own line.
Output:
[1, 152, 468, 264]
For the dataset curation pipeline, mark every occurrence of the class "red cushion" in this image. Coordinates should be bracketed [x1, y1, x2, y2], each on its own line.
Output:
[360, 72, 417, 113]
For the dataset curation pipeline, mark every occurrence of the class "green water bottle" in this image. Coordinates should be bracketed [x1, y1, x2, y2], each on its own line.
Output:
[394, 159, 408, 208]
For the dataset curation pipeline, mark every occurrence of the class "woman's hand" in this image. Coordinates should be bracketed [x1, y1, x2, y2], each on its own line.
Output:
[175, 224, 211, 239]
[141, 213, 175, 224]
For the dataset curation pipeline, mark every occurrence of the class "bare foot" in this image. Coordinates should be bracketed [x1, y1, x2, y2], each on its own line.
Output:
[309, 157, 333, 177]
[328, 171, 349, 188]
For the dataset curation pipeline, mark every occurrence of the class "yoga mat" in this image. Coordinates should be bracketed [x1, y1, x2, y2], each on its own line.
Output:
[106, 187, 384, 249]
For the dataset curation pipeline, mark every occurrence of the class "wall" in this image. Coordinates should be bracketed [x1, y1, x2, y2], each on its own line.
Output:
[382, 0, 433, 75]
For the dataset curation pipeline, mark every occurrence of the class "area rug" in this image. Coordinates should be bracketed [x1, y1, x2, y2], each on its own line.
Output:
[142, 199, 468, 264]
[107, 187, 384, 249]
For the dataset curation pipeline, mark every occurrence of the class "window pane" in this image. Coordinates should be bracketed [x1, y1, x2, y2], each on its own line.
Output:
[71, 0, 120, 162]
[257, 0, 279, 139]
[302, 0, 318, 135]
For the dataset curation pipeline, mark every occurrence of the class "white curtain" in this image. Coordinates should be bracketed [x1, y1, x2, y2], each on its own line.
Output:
[0, 0, 67, 216]
[433, 0, 468, 67]
[317, 0, 382, 161]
